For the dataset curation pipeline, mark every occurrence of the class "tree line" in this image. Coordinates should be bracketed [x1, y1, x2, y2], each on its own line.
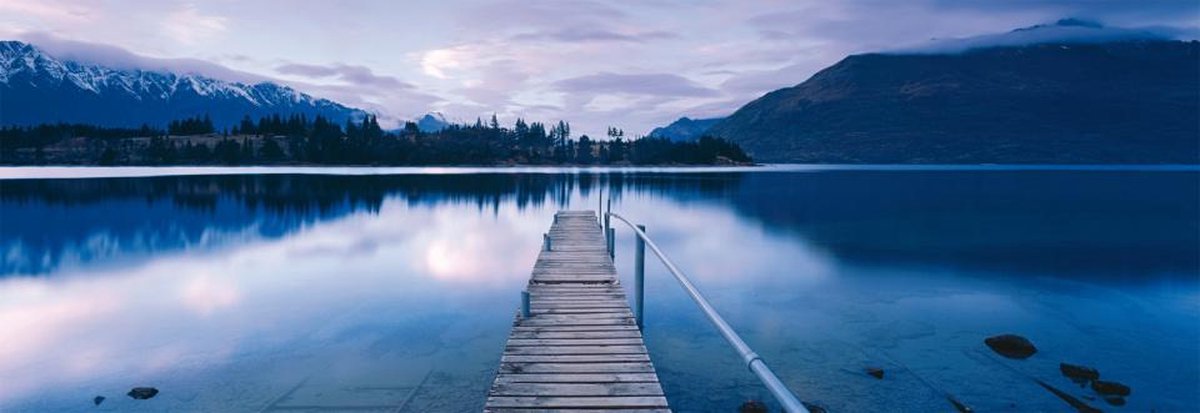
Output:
[0, 114, 752, 166]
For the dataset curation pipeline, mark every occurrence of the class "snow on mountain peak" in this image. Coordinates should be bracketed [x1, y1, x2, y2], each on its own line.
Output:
[0, 40, 324, 108]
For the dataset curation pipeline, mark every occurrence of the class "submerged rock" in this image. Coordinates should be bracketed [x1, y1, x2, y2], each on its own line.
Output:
[1104, 396, 1127, 406]
[738, 400, 768, 413]
[1060, 363, 1100, 385]
[984, 334, 1038, 359]
[802, 401, 828, 413]
[127, 387, 158, 400]
[865, 367, 885, 379]
[92, 396, 105, 406]
[1092, 380, 1131, 396]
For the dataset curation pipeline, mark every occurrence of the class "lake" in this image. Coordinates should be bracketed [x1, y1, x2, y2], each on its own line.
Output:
[0, 166, 1197, 412]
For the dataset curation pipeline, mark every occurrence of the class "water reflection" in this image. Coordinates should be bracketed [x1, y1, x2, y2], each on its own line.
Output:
[4, 171, 1195, 278]
[0, 169, 1196, 412]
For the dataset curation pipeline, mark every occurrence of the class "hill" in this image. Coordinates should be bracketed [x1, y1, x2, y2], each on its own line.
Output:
[707, 38, 1200, 163]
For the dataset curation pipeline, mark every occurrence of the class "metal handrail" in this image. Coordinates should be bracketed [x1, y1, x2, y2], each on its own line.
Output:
[606, 212, 809, 413]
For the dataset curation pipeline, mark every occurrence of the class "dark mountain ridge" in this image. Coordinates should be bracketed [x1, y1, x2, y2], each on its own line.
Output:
[707, 39, 1200, 163]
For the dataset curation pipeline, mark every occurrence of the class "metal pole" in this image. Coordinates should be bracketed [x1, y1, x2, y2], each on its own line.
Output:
[635, 224, 645, 330]
[521, 290, 531, 319]
[607, 227, 615, 259]
[607, 213, 809, 413]
[543, 233, 551, 251]
[605, 198, 612, 232]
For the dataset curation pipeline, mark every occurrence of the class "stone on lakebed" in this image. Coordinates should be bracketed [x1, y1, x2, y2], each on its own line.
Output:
[127, 387, 159, 400]
[984, 334, 1037, 359]
[1060, 363, 1100, 384]
[1092, 380, 1131, 396]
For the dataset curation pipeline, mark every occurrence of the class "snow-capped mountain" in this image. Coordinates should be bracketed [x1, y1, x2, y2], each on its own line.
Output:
[0, 40, 365, 128]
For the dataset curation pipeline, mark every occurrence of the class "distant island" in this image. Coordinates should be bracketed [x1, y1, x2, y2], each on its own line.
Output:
[0, 115, 753, 166]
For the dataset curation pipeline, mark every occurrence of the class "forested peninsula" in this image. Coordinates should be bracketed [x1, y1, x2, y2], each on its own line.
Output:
[1, 114, 752, 166]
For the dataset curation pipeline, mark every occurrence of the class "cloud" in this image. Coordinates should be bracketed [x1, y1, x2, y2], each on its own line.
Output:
[928, 0, 1200, 26]
[162, 4, 228, 45]
[511, 28, 677, 43]
[888, 19, 1195, 54]
[554, 72, 718, 98]
[276, 63, 414, 89]
[458, 0, 628, 32]
[0, 0, 96, 24]
[15, 31, 269, 83]
[287, 80, 443, 128]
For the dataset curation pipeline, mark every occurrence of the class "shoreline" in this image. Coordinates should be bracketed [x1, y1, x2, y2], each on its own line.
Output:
[1, 164, 1197, 180]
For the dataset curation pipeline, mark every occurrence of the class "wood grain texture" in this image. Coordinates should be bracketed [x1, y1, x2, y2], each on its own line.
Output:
[485, 210, 669, 412]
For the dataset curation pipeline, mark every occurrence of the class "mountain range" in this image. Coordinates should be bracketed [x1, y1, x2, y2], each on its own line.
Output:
[647, 117, 721, 142]
[0, 40, 365, 129]
[673, 21, 1200, 163]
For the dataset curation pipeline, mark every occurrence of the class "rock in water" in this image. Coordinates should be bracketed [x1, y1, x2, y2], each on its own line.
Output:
[1104, 396, 1127, 406]
[984, 334, 1038, 359]
[738, 400, 768, 413]
[1092, 380, 1131, 396]
[127, 387, 159, 400]
[865, 367, 885, 379]
[1060, 363, 1100, 385]
[802, 401, 829, 413]
[92, 396, 105, 406]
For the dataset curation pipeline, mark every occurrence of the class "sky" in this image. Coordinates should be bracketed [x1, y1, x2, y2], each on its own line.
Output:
[1, 0, 1197, 137]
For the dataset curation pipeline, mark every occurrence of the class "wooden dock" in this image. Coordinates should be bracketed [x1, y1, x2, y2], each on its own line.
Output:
[484, 210, 670, 412]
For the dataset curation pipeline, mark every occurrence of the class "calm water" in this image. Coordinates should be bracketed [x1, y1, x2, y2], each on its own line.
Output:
[0, 166, 1197, 412]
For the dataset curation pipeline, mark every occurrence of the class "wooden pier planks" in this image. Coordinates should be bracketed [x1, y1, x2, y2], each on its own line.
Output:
[484, 210, 669, 412]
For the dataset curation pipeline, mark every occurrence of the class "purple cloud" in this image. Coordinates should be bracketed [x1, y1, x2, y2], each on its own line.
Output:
[275, 63, 413, 90]
[511, 28, 676, 43]
[15, 31, 269, 84]
[554, 73, 717, 97]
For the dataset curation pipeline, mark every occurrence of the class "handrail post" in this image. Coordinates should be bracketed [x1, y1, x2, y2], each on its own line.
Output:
[521, 290, 531, 319]
[634, 224, 646, 330]
[543, 233, 551, 251]
[605, 199, 611, 233]
[607, 227, 615, 259]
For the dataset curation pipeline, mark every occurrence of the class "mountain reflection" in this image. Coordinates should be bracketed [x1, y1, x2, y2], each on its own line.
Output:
[0, 173, 743, 275]
[2, 169, 1196, 278]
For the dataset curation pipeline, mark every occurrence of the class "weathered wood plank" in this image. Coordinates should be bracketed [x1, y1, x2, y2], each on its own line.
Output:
[504, 345, 648, 355]
[501, 354, 651, 363]
[485, 409, 669, 413]
[490, 382, 664, 397]
[506, 338, 644, 346]
[492, 373, 661, 384]
[485, 396, 669, 409]
[511, 325, 640, 332]
[510, 330, 644, 339]
[500, 362, 656, 374]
